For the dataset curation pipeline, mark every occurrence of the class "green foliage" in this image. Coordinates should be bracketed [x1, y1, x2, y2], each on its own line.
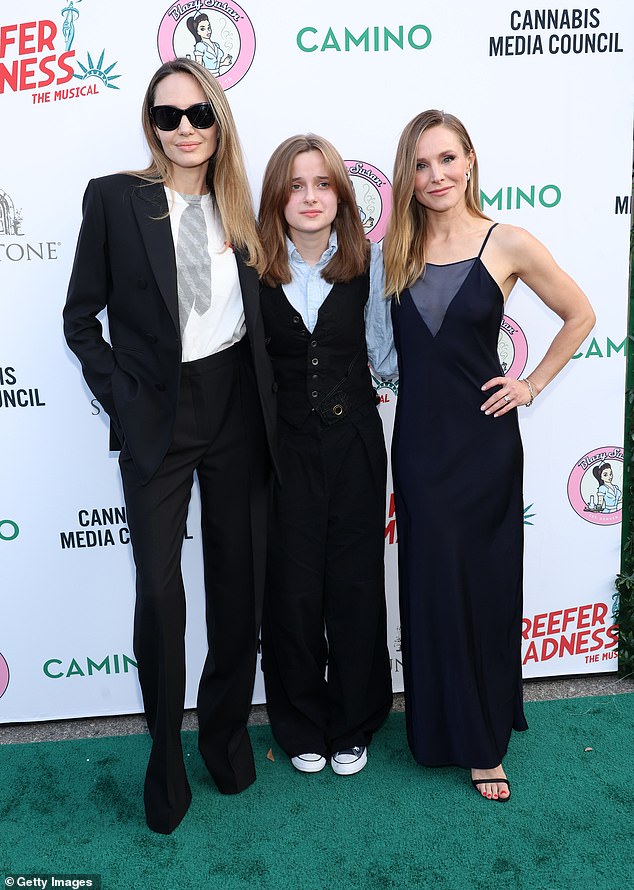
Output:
[616, 216, 634, 675]
[614, 574, 634, 672]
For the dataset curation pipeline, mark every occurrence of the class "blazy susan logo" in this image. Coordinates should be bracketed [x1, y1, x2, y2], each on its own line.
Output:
[0, 652, 9, 699]
[157, 2, 256, 90]
[345, 160, 392, 244]
[568, 446, 623, 526]
[0, 1, 120, 100]
[498, 314, 528, 378]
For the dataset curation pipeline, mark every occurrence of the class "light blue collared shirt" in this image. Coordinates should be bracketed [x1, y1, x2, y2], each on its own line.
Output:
[281, 232, 398, 378]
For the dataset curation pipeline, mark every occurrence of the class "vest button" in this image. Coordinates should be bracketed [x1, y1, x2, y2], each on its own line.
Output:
[310, 340, 317, 347]
[292, 316, 301, 324]
[311, 390, 319, 398]
[333, 404, 344, 416]
[311, 357, 319, 366]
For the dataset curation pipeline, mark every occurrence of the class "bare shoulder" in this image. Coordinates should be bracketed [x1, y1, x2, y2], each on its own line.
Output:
[491, 223, 541, 252]
[490, 223, 555, 270]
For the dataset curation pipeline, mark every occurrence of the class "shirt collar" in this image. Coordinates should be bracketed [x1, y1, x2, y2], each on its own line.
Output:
[286, 230, 338, 266]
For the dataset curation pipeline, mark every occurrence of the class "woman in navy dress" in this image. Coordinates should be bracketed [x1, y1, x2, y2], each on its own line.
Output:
[383, 110, 594, 801]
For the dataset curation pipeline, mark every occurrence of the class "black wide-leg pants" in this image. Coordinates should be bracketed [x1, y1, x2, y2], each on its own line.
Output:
[119, 339, 269, 834]
[261, 402, 392, 758]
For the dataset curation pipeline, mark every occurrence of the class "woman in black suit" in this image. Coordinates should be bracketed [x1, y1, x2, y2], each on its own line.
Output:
[64, 58, 277, 834]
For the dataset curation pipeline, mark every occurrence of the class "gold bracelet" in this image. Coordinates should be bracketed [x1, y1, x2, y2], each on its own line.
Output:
[522, 378, 535, 407]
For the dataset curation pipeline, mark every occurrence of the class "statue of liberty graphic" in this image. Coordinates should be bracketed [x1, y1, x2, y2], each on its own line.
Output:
[61, 0, 83, 52]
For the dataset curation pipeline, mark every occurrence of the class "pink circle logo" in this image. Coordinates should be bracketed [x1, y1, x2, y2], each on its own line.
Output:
[344, 160, 392, 243]
[0, 652, 9, 699]
[567, 446, 624, 525]
[498, 314, 528, 378]
[157, 2, 256, 90]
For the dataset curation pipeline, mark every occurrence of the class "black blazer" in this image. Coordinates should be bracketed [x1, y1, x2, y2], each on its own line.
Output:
[64, 173, 277, 484]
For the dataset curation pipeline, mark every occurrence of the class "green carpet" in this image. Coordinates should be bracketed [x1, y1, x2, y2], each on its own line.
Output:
[1, 695, 633, 889]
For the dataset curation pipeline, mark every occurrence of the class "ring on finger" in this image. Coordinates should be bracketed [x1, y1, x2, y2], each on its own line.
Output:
[503, 395, 510, 404]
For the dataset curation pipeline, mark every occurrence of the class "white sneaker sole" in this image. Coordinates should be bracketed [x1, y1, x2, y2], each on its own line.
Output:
[291, 754, 327, 773]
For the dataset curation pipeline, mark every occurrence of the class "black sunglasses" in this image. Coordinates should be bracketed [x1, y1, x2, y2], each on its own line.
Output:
[150, 103, 216, 131]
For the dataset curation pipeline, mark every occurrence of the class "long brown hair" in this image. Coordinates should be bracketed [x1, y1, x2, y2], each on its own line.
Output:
[383, 110, 489, 297]
[133, 58, 262, 270]
[258, 134, 370, 287]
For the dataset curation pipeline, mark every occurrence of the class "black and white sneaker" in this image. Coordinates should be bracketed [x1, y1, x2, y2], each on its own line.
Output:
[291, 753, 327, 773]
[331, 746, 367, 776]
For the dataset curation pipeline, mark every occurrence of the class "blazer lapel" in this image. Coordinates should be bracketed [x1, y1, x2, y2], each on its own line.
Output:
[131, 189, 258, 345]
[131, 182, 180, 333]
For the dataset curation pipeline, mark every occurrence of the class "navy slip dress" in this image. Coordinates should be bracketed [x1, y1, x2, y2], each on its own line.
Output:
[391, 224, 528, 770]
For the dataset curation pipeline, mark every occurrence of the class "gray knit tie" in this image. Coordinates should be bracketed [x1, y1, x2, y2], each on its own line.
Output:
[176, 195, 211, 335]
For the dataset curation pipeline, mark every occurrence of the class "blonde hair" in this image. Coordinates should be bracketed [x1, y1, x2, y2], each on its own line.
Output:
[383, 110, 489, 297]
[258, 134, 370, 288]
[134, 58, 262, 270]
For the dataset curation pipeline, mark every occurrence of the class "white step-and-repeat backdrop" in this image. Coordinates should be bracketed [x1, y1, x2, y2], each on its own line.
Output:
[1, 1, 632, 721]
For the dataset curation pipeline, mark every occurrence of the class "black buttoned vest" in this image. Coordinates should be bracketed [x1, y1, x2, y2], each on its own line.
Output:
[260, 273, 377, 427]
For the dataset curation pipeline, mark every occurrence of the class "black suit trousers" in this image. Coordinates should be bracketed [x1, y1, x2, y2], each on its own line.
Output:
[261, 403, 393, 758]
[119, 339, 269, 834]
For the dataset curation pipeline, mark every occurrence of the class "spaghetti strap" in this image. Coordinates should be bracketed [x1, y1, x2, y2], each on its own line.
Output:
[477, 223, 498, 259]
